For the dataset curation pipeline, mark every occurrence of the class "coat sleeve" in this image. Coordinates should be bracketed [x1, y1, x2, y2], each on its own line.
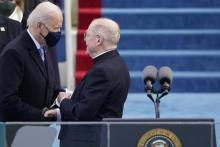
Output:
[0, 49, 42, 121]
[60, 67, 110, 121]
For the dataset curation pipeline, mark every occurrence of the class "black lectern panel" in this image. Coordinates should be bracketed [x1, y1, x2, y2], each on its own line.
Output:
[103, 118, 216, 147]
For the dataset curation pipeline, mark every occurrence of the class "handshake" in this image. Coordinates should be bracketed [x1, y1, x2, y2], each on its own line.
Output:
[50, 89, 73, 108]
[43, 89, 73, 119]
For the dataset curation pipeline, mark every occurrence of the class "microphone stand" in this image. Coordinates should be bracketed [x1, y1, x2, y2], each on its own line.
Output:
[145, 87, 168, 119]
[156, 90, 169, 118]
[155, 93, 160, 118]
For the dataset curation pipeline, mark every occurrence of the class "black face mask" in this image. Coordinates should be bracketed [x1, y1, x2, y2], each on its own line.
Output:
[40, 23, 61, 47]
[0, 2, 16, 17]
[44, 31, 61, 47]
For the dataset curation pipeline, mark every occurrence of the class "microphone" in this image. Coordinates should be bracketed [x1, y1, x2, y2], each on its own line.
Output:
[158, 66, 173, 96]
[142, 65, 158, 98]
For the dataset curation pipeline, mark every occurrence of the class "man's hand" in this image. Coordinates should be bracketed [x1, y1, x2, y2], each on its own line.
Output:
[57, 91, 72, 104]
[44, 109, 57, 118]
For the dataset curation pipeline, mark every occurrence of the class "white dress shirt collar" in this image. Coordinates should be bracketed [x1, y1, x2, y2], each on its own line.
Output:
[27, 29, 41, 50]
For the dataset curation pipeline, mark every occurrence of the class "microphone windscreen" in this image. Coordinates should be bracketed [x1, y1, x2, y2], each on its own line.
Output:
[158, 66, 173, 83]
[142, 65, 158, 83]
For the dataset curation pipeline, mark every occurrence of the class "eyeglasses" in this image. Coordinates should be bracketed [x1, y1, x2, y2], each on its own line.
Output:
[84, 31, 100, 39]
[41, 23, 61, 32]
[83, 31, 87, 39]
[83, 31, 93, 39]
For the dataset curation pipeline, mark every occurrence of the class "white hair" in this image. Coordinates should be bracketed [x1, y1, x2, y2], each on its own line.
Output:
[89, 18, 120, 48]
[27, 1, 62, 27]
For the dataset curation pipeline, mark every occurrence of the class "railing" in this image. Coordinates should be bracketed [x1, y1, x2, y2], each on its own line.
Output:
[0, 119, 219, 147]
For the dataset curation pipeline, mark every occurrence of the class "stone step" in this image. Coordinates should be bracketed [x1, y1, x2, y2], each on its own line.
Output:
[120, 51, 220, 71]
[130, 75, 220, 92]
[102, 0, 220, 8]
[102, 11, 220, 29]
[118, 32, 220, 50]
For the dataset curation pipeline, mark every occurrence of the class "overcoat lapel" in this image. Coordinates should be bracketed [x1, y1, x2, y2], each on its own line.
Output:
[22, 30, 47, 79]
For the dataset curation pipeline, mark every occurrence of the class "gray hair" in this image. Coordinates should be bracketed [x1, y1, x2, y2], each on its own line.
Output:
[27, 1, 62, 27]
[89, 18, 120, 48]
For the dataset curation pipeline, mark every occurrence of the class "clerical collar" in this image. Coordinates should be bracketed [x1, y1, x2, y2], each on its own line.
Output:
[92, 48, 116, 59]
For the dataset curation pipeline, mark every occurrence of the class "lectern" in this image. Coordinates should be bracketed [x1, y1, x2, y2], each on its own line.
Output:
[102, 118, 216, 147]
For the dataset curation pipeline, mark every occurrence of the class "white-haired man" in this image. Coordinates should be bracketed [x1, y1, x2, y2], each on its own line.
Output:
[45, 18, 130, 147]
[0, 1, 64, 121]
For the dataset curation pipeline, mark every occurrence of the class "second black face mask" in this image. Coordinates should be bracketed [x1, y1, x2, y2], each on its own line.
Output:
[44, 31, 61, 47]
